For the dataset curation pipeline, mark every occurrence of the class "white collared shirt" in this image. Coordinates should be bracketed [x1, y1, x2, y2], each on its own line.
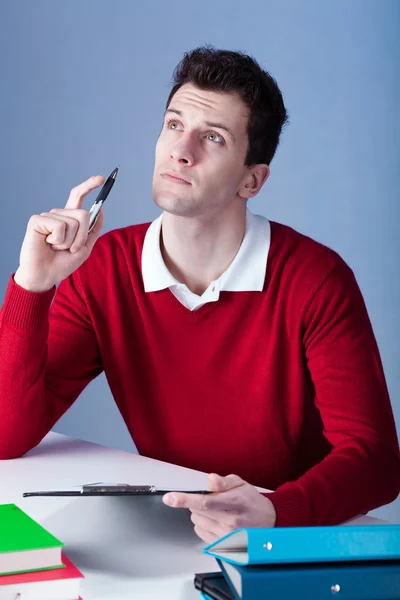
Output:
[142, 208, 271, 311]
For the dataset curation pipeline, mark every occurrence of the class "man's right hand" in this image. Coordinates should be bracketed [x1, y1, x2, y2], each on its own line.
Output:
[14, 175, 106, 293]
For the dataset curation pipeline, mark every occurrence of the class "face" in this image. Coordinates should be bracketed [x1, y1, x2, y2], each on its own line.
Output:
[152, 83, 264, 219]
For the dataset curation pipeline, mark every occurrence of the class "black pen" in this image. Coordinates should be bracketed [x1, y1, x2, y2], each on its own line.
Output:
[88, 165, 119, 232]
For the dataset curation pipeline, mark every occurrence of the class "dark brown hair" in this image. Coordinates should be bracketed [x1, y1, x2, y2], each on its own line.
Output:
[166, 46, 289, 166]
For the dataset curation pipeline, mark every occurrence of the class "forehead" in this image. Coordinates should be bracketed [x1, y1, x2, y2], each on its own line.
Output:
[168, 83, 249, 130]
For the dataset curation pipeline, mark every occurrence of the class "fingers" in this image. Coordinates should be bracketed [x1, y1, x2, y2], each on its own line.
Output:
[163, 489, 239, 511]
[28, 174, 105, 252]
[37, 213, 82, 253]
[41, 208, 90, 252]
[162, 474, 247, 511]
[193, 525, 219, 544]
[191, 512, 229, 541]
[32, 204, 103, 255]
[67, 208, 104, 258]
[31, 214, 73, 248]
[190, 511, 222, 530]
[163, 492, 213, 510]
[86, 207, 104, 252]
[190, 508, 240, 528]
[65, 175, 105, 210]
[208, 473, 245, 493]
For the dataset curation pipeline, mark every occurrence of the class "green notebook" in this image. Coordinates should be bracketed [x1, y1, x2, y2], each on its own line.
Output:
[0, 504, 64, 576]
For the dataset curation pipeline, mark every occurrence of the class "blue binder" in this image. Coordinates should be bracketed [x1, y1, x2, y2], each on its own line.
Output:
[203, 525, 400, 566]
[217, 557, 400, 600]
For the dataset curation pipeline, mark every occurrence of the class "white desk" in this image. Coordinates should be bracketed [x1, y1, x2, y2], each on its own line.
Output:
[0, 433, 388, 599]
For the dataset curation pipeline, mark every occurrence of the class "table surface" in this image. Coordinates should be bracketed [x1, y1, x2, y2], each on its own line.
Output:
[0, 432, 388, 599]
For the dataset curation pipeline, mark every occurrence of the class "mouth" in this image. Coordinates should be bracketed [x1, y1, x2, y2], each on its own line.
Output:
[161, 172, 192, 185]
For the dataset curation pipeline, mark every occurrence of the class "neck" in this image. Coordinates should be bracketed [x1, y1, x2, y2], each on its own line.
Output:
[160, 201, 247, 296]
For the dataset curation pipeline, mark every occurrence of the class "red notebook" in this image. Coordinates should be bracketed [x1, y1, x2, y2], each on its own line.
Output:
[0, 552, 83, 599]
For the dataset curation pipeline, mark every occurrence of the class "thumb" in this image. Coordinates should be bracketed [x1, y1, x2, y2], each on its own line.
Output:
[86, 208, 104, 251]
[207, 473, 245, 492]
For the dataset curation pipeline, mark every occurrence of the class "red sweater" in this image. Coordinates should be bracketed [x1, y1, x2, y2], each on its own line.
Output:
[0, 221, 399, 526]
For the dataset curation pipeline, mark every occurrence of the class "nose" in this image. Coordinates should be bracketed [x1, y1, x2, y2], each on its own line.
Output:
[170, 135, 195, 165]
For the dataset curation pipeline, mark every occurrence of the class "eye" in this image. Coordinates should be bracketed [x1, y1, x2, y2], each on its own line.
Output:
[166, 118, 182, 130]
[206, 132, 224, 144]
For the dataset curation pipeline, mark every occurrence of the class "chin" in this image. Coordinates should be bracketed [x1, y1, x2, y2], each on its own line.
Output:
[152, 192, 201, 217]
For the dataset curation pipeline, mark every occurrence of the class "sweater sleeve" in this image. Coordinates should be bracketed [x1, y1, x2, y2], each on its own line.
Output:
[0, 271, 103, 459]
[265, 260, 400, 526]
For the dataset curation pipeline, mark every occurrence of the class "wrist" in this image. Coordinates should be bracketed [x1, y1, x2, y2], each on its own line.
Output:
[264, 495, 277, 527]
[14, 269, 55, 293]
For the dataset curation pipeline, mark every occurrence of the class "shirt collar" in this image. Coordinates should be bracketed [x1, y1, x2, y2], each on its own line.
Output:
[142, 207, 271, 293]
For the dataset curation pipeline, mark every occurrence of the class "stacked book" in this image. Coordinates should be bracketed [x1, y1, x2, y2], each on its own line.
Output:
[195, 524, 400, 600]
[0, 504, 83, 600]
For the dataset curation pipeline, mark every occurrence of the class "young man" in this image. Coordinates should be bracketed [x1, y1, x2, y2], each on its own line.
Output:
[0, 47, 399, 542]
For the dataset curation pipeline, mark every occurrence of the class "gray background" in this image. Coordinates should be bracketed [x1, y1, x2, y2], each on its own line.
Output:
[1, 0, 399, 522]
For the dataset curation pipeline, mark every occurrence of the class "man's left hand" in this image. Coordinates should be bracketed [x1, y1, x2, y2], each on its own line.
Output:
[162, 473, 277, 543]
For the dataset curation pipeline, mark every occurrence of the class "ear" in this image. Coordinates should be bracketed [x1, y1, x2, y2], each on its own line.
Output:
[238, 164, 270, 199]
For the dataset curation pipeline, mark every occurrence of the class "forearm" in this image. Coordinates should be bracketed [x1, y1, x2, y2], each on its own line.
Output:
[0, 276, 57, 458]
[265, 438, 400, 526]
[0, 273, 102, 459]
[266, 260, 400, 526]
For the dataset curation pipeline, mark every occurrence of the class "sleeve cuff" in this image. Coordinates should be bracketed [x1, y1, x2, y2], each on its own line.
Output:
[263, 485, 309, 527]
[1, 274, 55, 332]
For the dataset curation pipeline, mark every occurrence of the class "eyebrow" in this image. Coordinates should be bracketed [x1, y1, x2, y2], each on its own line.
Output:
[165, 108, 236, 142]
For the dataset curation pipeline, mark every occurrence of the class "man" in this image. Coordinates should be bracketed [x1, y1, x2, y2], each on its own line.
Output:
[0, 47, 399, 542]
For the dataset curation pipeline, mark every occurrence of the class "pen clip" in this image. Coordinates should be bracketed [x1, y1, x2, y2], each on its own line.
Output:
[81, 484, 157, 493]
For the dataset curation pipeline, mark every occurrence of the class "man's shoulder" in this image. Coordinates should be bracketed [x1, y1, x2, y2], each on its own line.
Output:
[269, 221, 352, 291]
